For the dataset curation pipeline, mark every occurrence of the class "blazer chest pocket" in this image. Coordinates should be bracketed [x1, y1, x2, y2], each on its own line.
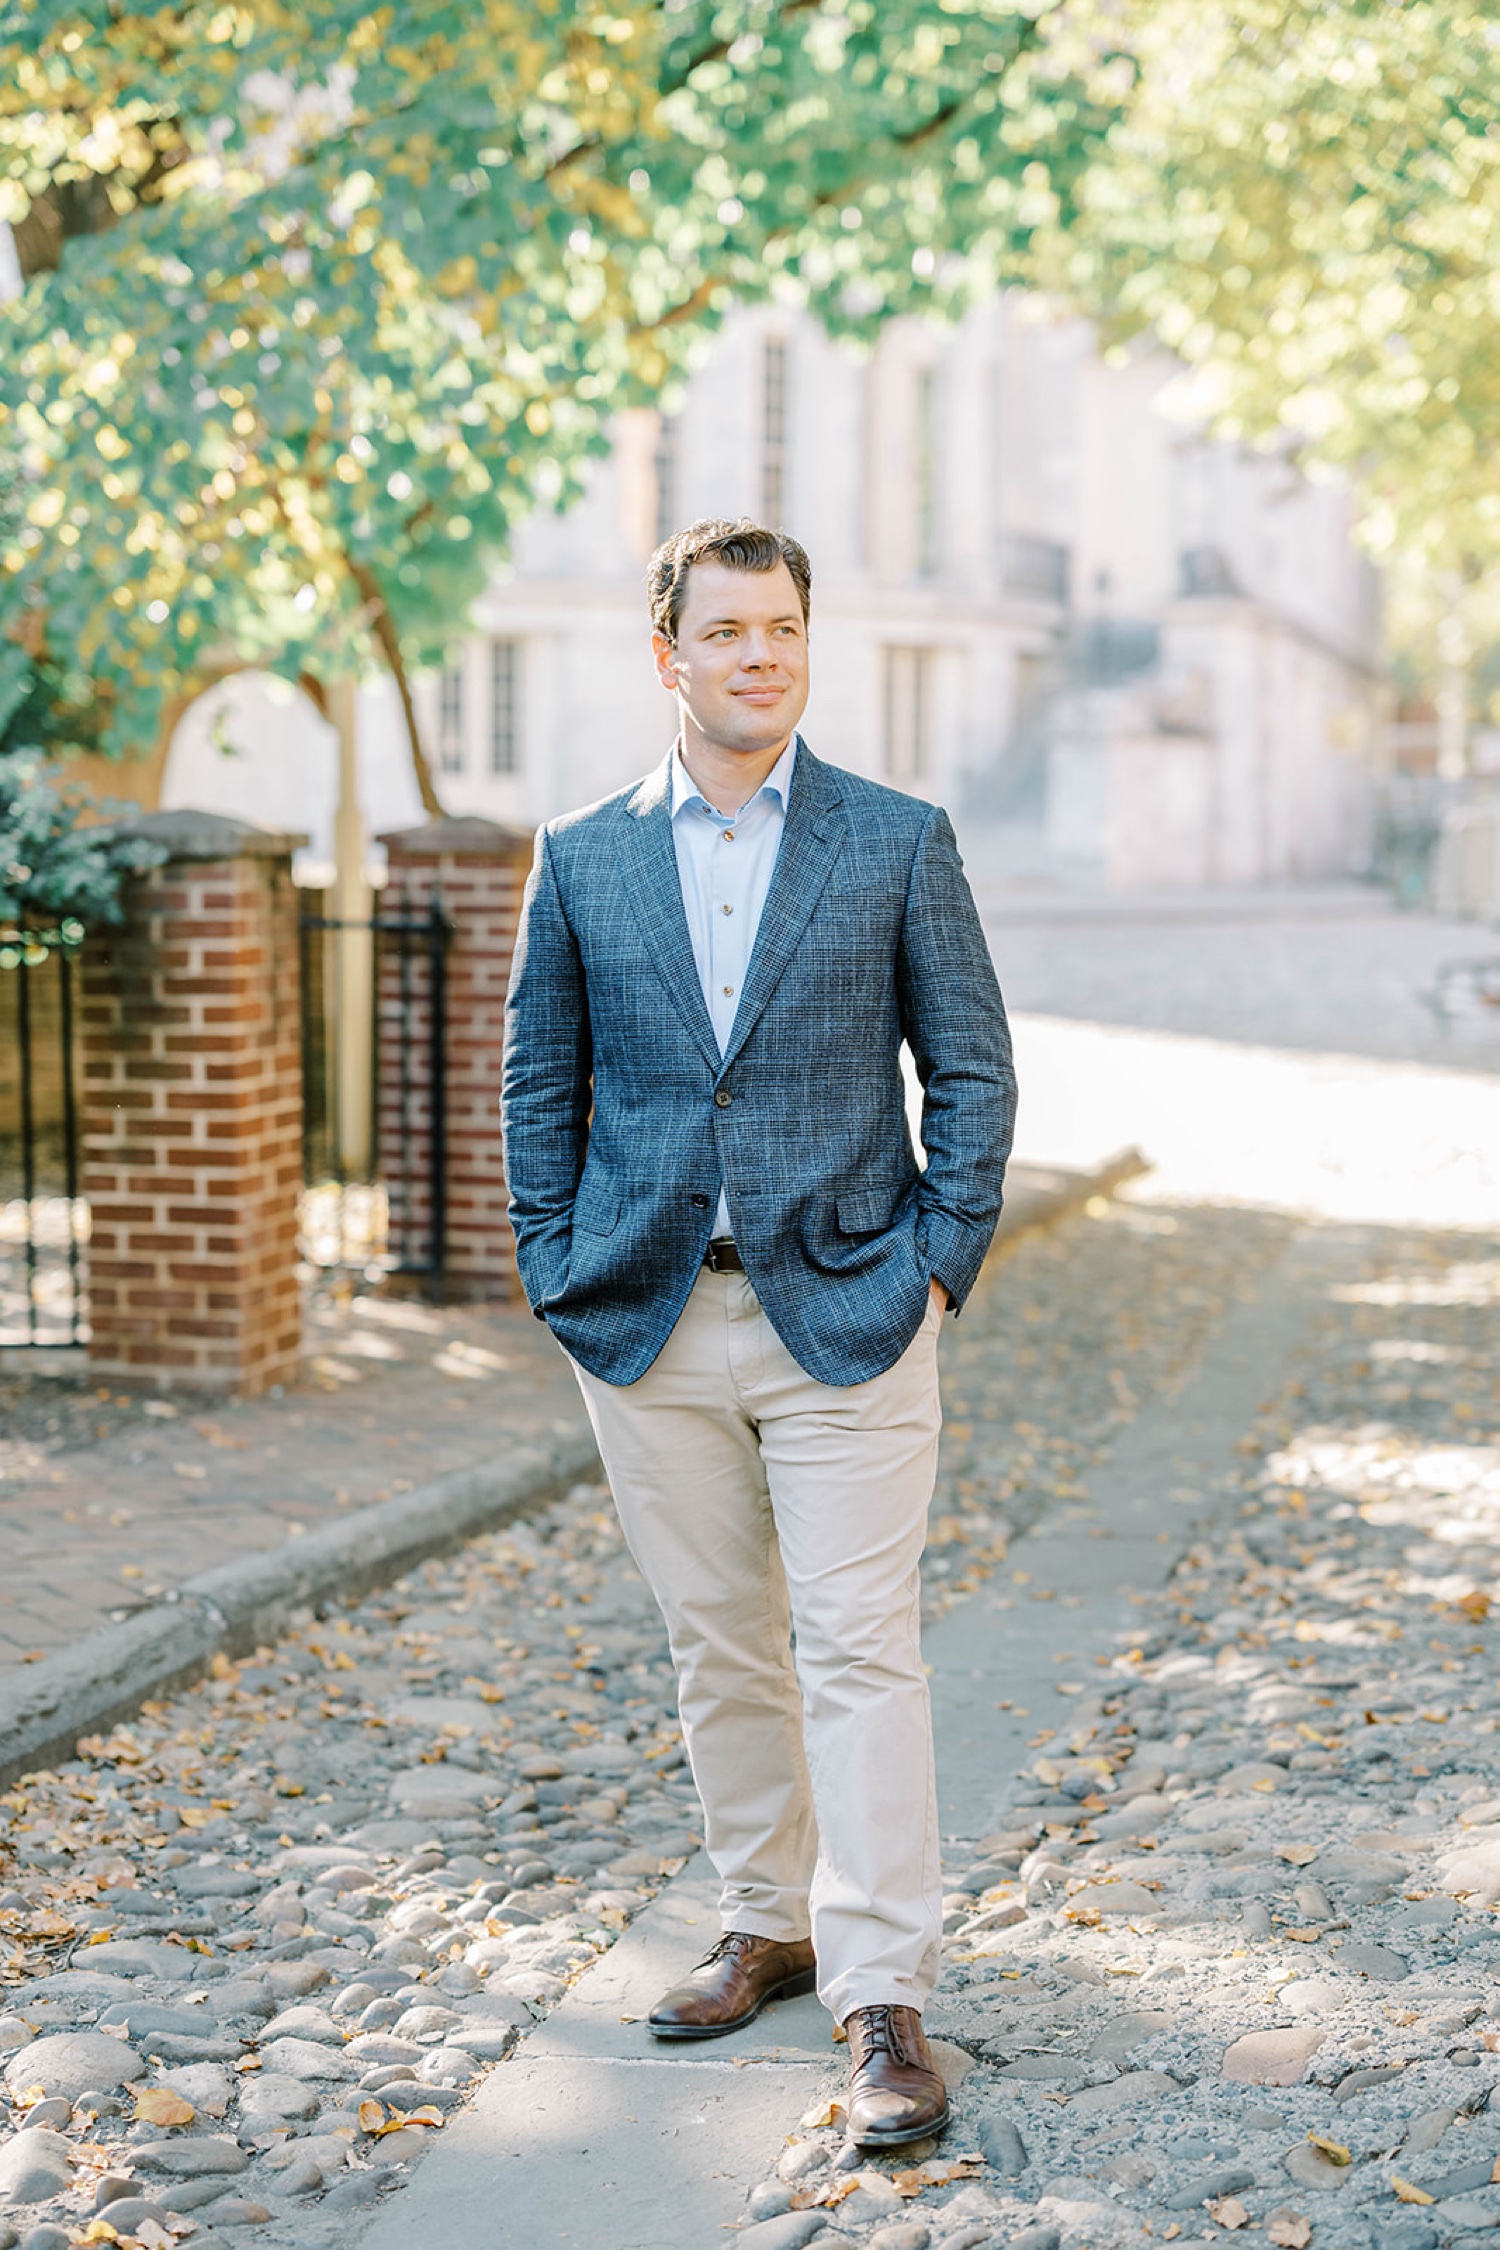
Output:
[836, 1187, 901, 1236]
[572, 1186, 621, 1236]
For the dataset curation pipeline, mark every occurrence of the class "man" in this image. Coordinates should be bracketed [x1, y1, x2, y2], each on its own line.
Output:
[502, 517, 1015, 2147]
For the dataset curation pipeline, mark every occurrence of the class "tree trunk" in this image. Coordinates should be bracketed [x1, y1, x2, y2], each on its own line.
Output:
[345, 556, 445, 819]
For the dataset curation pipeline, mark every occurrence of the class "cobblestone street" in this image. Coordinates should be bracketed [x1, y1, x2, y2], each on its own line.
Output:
[0, 1180, 1495, 2250]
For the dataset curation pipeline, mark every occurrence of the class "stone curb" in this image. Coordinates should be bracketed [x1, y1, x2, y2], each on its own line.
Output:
[0, 1145, 1146, 1789]
[993, 1143, 1148, 1242]
[0, 1430, 600, 1788]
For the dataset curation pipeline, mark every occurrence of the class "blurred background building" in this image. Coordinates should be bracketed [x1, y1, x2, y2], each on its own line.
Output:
[157, 293, 1384, 893]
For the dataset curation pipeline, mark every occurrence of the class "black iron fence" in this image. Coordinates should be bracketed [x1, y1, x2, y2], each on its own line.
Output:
[298, 895, 450, 1295]
[0, 940, 87, 1348]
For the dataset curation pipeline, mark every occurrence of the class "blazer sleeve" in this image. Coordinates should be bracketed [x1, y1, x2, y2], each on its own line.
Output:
[501, 826, 592, 1316]
[895, 805, 1017, 1311]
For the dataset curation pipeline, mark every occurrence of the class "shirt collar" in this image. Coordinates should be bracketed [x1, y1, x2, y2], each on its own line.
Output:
[670, 736, 798, 823]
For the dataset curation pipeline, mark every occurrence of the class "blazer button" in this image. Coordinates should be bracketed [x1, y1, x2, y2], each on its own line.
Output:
[690, 1193, 709, 1208]
[714, 1090, 733, 1108]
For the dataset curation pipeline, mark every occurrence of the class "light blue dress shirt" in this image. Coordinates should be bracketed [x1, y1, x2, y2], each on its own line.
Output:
[670, 735, 798, 1237]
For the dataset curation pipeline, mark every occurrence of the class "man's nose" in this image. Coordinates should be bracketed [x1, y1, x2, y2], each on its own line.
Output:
[741, 636, 778, 669]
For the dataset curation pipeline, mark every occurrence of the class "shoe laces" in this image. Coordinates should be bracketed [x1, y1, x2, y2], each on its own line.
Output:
[700, 1930, 764, 1970]
[847, 2003, 910, 2068]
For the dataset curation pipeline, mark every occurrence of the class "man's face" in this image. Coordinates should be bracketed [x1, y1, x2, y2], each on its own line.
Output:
[652, 559, 810, 757]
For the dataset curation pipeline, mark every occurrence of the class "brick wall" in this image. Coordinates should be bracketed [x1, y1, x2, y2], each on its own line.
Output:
[379, 817, 534, 1301]
[81, 813, 304, 1393]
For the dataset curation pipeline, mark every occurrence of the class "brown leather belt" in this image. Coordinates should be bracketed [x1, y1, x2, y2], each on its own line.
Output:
[703, 1239, 746, 1274]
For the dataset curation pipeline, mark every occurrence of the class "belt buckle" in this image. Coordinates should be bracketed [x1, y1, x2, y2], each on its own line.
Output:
[705, 1238, 738, 1273]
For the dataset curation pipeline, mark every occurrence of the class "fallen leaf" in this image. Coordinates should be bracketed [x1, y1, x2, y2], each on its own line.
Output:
[815, 2178, 862, 2207]
[1210, 2197, 1251, 2230]
[1277, 1844, 1319, 1867]
[367, 2108, 443, 2137]
[1390, 2176, 1435, 2206]
[799, 2098, 846, 2130]
[1307, 2134, 1350, 2167]
[137, 2222, 176, 2250]
[135, 2087, 195, 2127]
[358, 2100, 386, 2134]
[1164, 2226, 1181, 2240]
[1267, 2215, 1312, 2248]
[78, 2225, 123, 2246]
[23, 1910, 75, 1939]
[1283, 1927, 1325, 1943]
[177, 1808, 214, 1830]
[891, 2158, 985, 2198]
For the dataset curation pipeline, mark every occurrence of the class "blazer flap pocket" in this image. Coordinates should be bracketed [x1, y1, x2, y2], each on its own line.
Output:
[572, 1185, 621, 1236]
[837, 1186, 899, 1235]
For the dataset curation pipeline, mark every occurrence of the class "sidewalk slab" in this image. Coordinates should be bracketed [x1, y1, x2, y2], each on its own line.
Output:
[928, 1225, 1337, 1838]
[359, 1866, 840, 2250]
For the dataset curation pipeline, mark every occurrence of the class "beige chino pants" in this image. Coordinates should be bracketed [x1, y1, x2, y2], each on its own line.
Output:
[568, 1265, 944, 2024]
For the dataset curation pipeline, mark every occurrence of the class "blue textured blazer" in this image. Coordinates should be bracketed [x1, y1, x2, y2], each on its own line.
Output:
[501, 742, 1016, 1387]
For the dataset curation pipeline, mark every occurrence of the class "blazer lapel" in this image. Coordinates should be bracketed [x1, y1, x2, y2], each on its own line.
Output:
[720, 746, 846, 1072]
[620, 754, 722, 1073]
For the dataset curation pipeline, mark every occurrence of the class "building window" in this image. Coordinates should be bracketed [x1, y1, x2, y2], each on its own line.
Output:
[883, 646, 933, 784]
[653, 412, 678, 546]
[915, 365, 938, 579]
[762, 335, 788, 525]
[489, 639, 521, 776]
[438, 659, 465, 775]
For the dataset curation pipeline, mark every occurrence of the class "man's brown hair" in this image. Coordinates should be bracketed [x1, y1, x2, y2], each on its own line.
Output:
[648, 517, 812, 646]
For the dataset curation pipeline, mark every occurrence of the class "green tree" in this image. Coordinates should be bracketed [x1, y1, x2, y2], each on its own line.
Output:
[1043, 0, 1500, 670]
[0, 1, 1110, 804]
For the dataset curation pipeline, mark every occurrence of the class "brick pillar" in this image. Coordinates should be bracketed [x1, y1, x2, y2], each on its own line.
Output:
[378, 816, 534, 1301]
[81, 810, 306, 1394]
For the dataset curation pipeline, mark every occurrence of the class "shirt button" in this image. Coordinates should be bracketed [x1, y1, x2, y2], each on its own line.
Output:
[721, 903, 733, 915]
[722, 985, 734, 997]
[690, 1193, 709, 1209]
[721, 829, 734, 841]
[714, 1090, 732, 1108]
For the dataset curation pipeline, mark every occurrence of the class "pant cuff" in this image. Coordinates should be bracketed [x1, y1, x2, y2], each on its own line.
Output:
[718, 1909, 813, 1945]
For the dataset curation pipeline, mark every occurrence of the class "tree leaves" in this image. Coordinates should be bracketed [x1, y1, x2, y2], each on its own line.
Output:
[0, 3, 1109, 769]
[0, 747, 166, 945]
[1042, 0, 1500, 665]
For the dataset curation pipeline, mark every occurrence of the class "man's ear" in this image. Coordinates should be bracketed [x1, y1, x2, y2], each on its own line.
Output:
[651, 628, 679, 691]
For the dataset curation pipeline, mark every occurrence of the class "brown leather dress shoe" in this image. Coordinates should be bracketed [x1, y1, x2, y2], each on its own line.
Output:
[844, 2004, 951, 2148]
[647, 1930, 817, 2040]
